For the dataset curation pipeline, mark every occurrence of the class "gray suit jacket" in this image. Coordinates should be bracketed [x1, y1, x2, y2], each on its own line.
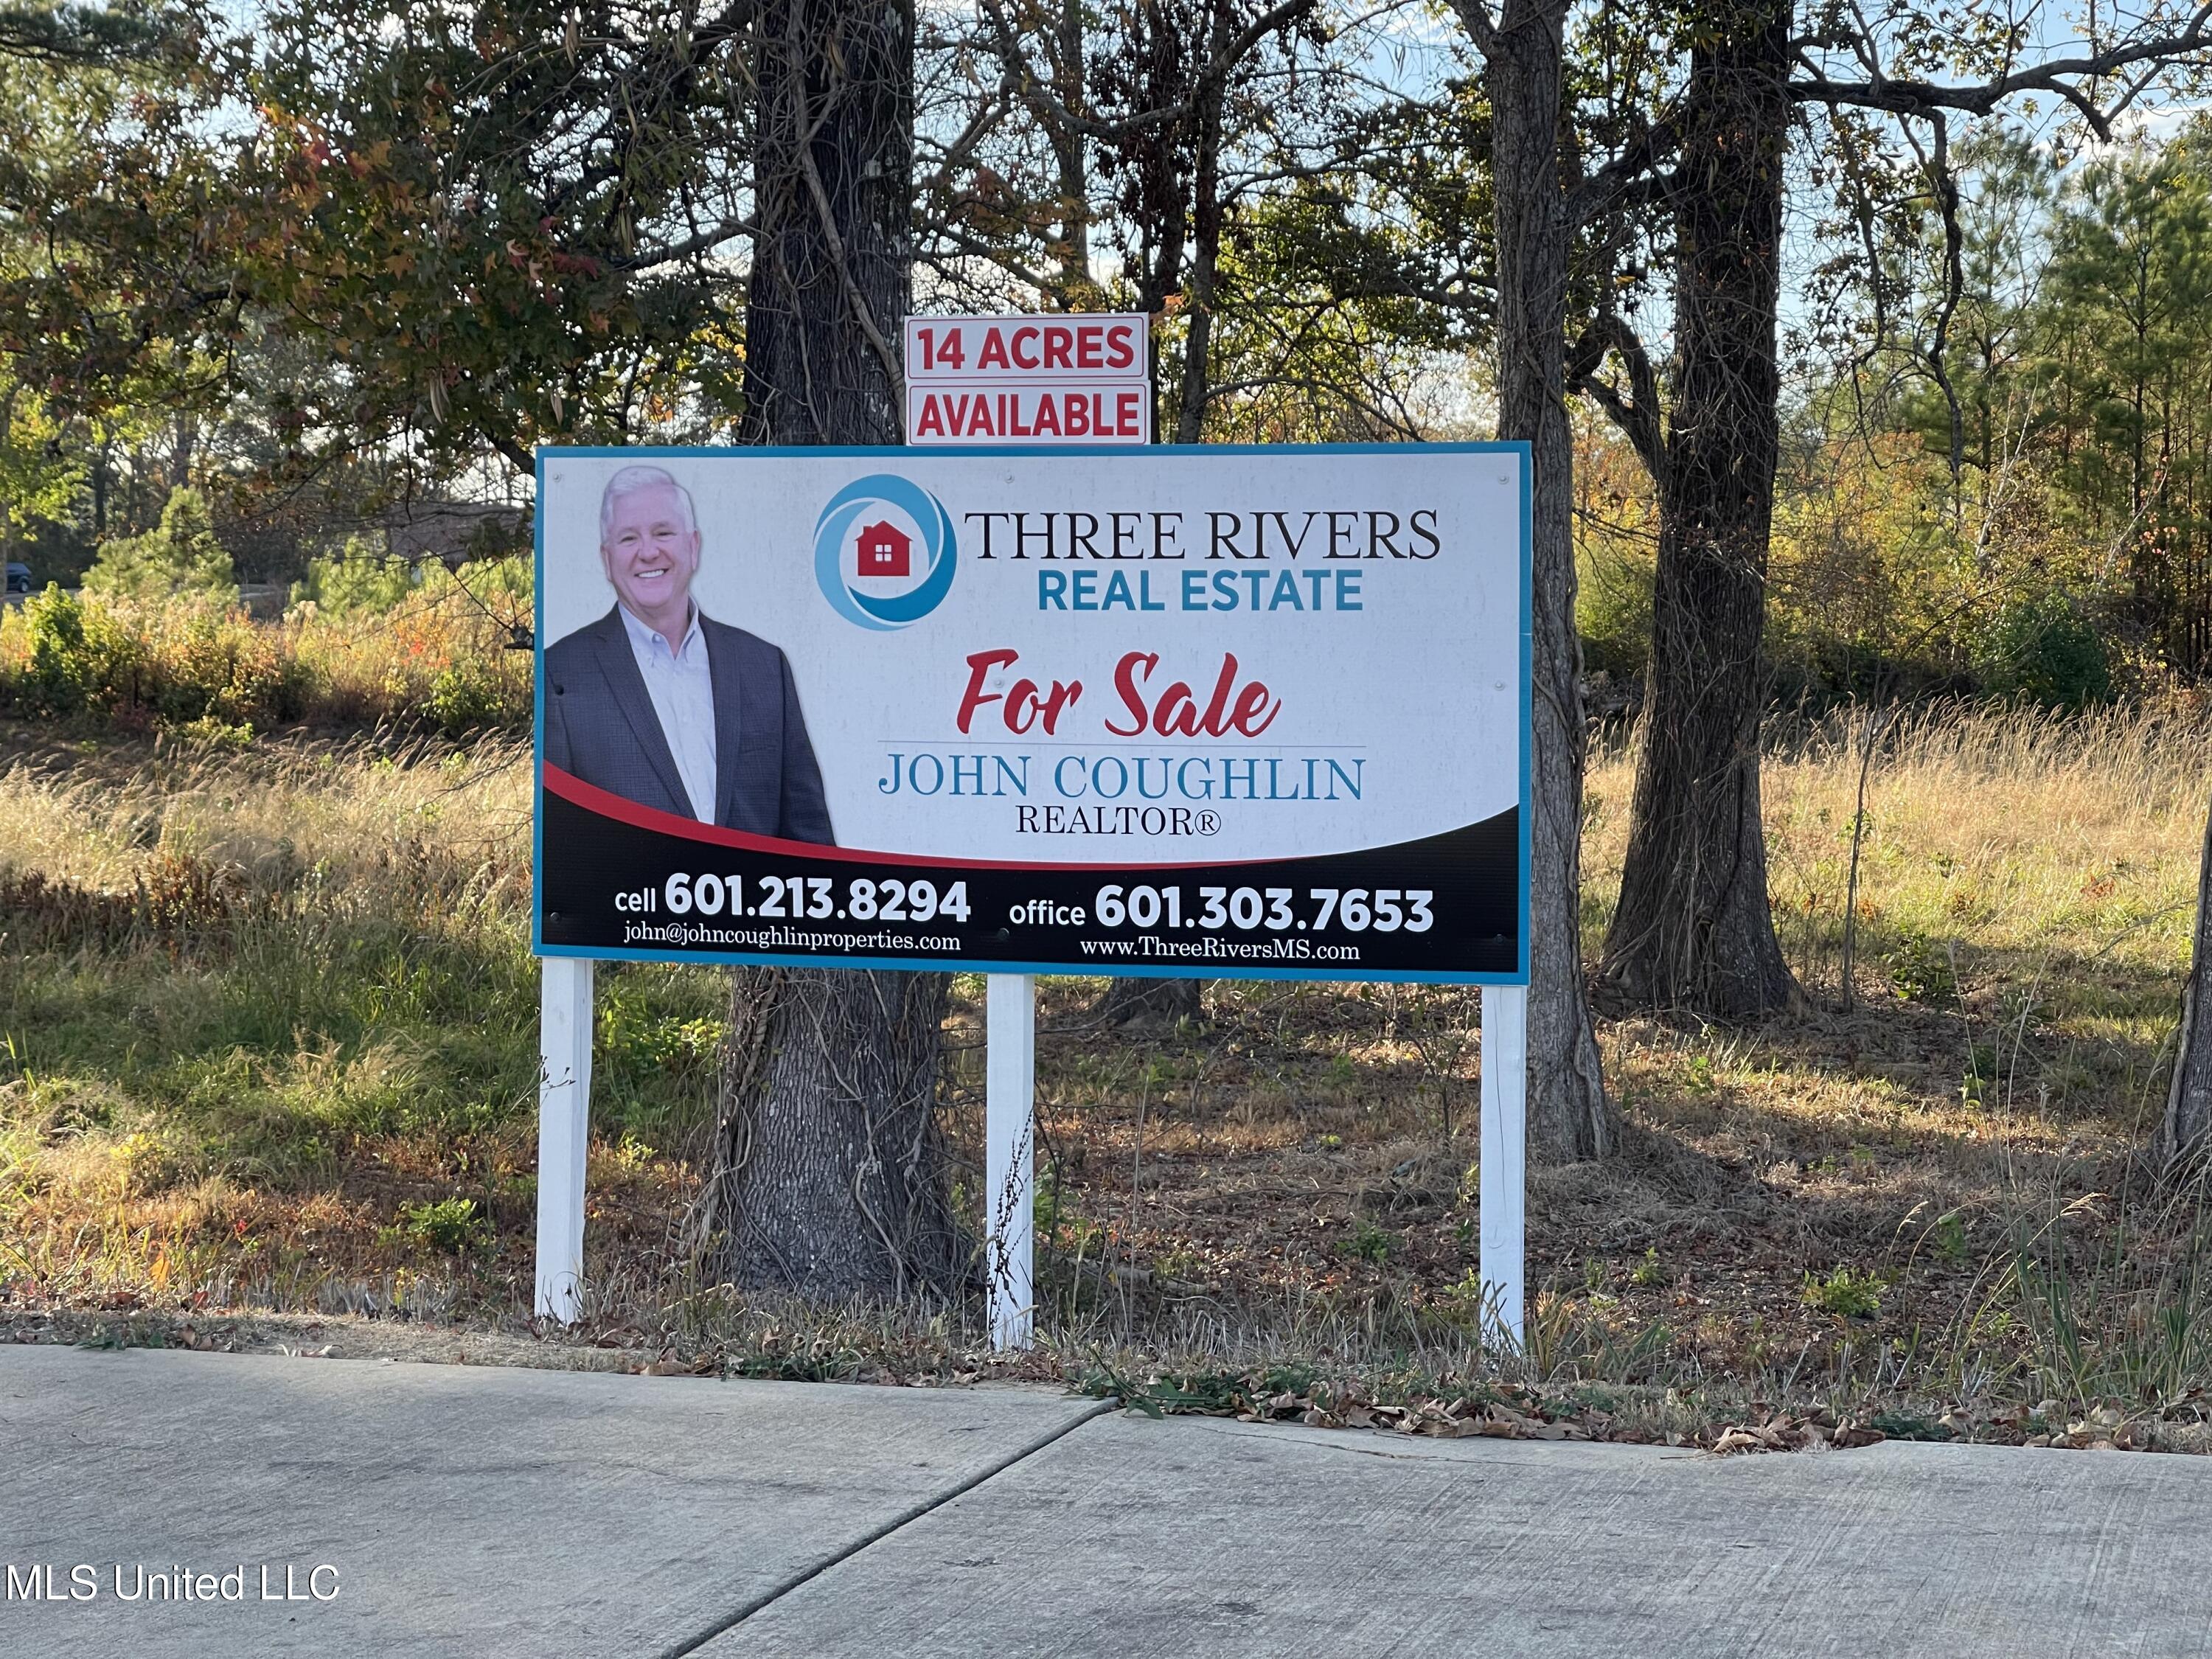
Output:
[544, 607, 835, 845]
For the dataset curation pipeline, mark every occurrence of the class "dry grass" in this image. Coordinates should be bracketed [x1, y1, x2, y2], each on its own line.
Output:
[4, 705, 2212, 1447]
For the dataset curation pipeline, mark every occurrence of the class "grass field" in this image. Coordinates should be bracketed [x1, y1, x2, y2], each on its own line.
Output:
[4, 706, 2211, 1447]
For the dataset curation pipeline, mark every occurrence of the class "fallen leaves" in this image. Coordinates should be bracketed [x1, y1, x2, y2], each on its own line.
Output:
[1231, 1380, 1594, 1441]
[2022, 1403, 2154, 1451]
[1110, 1368, 1927, 1455]
[1707, 1414, 1886, 1455]
[636, 1349, 717, 1377]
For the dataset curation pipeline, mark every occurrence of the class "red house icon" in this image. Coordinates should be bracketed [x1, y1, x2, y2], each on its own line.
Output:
[857, 520, 911, 577]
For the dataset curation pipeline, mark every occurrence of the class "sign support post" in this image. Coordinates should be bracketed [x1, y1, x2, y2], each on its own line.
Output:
[1478, 984, 1527, 1349]
[985, 973, 1037, 1350]
[535, 958, 594, 1323]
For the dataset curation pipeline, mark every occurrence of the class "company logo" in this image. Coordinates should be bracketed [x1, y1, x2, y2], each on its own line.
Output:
[815, 475, 958, 630]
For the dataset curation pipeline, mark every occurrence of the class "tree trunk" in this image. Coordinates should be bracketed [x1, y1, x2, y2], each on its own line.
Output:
[1120, 14, 1229, 1013]
[91, 436, 111, 539]
[0, 397, 13, 567]
[1596, 1, 1798, 1020]
[1486, 0, 1615, 1161]
[1101, 7, 1226, 1022]
[2163, 792, 2212, 1164]
[1048, 0, 1092, 298]
[1091, 975, 1203, 1028]
[738, 0, 910, 450]
[1172, 7, 1228, 445]
[698, 0, 966, 1300]
[697, 970, 965, 1295]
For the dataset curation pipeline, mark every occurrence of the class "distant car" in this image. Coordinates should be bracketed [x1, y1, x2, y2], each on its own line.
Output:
[4, 562, 27, 605]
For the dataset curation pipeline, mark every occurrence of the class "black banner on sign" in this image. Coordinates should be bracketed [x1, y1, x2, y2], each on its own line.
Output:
[536, 771, 1521, 982]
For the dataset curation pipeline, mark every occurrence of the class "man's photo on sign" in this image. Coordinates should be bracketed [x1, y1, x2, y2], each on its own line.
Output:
[544, 465, 835, 845]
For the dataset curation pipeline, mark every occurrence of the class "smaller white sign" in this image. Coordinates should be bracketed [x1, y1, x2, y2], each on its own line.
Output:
[904, 313, 1151, 447]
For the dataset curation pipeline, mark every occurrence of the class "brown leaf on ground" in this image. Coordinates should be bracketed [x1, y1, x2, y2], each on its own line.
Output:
[1709, 1414, 1885, 1455]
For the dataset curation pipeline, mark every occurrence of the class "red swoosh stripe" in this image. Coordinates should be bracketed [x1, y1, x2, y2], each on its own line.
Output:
[540, 764, 1272, 872]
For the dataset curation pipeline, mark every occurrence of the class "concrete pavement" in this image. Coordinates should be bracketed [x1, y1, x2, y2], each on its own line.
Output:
[3, 1344, 2208, 1658]
[0, 1345, 1105, 1657]
[710, 1410, 2212, 1658]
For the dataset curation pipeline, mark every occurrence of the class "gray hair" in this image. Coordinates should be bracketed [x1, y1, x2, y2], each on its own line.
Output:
[599, 465, 698, 542]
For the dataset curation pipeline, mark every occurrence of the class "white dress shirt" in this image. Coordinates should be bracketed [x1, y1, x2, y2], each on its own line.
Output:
[619, 603, 719, 821]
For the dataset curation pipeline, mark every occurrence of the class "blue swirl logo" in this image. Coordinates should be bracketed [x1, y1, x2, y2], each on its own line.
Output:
[814, 474, 958, 630]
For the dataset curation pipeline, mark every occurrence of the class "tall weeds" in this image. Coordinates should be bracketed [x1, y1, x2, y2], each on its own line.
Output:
[0, 576, 531, 736]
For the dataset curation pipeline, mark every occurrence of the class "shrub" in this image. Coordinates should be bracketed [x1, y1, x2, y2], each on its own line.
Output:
[1885, 928, 1957, 1003]
[1972, 592, 2112, 709]
[18, 587, 119, 714]
[6, 586, 161, 717]
[1341, 1219, 1393, 1264]
[0, 549, 533, 734]
[1801, 1265, 1884, 1319]
[396, 1196, 487, 1256]
[120, 600, 302, 726]
[291, 535, 415, 614]
[426, 654, 528, 735]
[81, 487, 236, 601]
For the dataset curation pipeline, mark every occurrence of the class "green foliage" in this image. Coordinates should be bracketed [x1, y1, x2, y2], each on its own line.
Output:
[1972, 593, 2112, 709]
[291, 537, 414, 614]
[82, 488, 234, 601]
[444, 554, 532, 612]
[1961, 1043, 1998, 1108]
[1886, 929, 1957, 1004]
[18, 586, 124, 714]
[0, 384, 83, 538]
[1801, 1266, 1884, 1320]
[1804, 124, 2212, 692]
[0, 571, 529, 734]
[394, 1196, 487, 1255]
[1342, 1218, 1393, 1264]
[597, 995, 721, 1074]
[1574, 419, 1659, 680]
[425, 655, 519, 736]
[1931, 1211, 1970, 1265]
[1576, 548, 1655, 681]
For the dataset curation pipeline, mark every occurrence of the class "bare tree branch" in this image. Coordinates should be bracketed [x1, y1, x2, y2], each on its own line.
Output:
[1792, 13, 2212, 141]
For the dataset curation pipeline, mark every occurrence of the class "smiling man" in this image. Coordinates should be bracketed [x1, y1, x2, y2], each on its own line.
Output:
[544, 465, 834, 844]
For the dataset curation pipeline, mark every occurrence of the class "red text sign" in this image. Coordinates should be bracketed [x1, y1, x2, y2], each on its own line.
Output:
[905, 313, 1151, 446]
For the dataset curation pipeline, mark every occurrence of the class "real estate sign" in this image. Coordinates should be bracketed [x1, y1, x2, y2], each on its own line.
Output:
[533, 444, 1529, 983]
[902, 314, 1151, 446]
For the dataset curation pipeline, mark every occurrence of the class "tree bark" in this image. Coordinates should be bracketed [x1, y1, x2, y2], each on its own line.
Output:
[1485, 0, 1615, 1160]
[1119, 4, 1229, 1014]
[1596, 1, 1798, 1020]
[1101, 2, 1234, 1020]
[739, 0, 911, 450]
[1091, 975, 1203, 1028]
[698, 969, 965, 1295]
[1048, 0, 1093, 297]
[1171, 4, 1228, 445]
[699, 0, 967, 1300]
[2163, 792, 2212, 1165]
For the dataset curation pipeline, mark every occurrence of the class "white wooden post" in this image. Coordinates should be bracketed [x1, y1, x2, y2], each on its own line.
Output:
[1479, 984, 1528, 1349]
[986, 973, 1037, 1350]
[536, 957, 594, 1324]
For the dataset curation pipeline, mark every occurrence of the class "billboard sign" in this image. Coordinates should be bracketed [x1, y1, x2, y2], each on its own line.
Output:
[534, 444, 1528, 983]
[903, 314, 1151, 445]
